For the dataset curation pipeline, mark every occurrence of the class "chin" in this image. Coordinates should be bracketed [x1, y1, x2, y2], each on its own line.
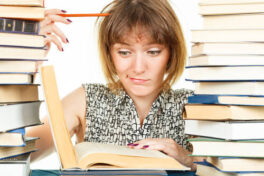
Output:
[127, 85, 154, 97]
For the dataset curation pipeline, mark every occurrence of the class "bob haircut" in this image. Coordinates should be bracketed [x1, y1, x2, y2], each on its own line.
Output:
[98, 0, 187, 92]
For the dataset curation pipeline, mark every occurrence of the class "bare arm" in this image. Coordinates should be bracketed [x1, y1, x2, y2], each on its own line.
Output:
[26, 86, 86, 162]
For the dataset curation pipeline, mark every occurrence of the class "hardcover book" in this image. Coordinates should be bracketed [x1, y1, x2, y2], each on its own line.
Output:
[0, 84, 39, 103]
[0, 153, 31, 176]
[0, 101, 41, 132]
[41, 65, 189, 171]
[0, 32, 44, 48]
[0, 46, 46, 60]
[0, 128, 25, 147]
[0, 0, 43, 7]
[186, 66, 264, 81]
[188, 94, 264, 106]
[192, 29, 264, 43]
[189, 138, 264, 158]
[192, 42, 264, 56]
[199, 3, 264, 15]
[183, 104, 264, 120]
[184, 120, 264, 140]
[0, 137, 38, 160]
[0, 6, 44, 20]
[193, 81, 264, 96]
[0, 18, 39, 34]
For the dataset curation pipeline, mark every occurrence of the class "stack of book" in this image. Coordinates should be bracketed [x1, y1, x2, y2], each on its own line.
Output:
[184, 0, 264, 175]
[0, 0, 45, 175]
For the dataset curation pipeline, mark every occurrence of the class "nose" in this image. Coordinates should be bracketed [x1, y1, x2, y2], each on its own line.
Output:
[133, 52, 146, 74]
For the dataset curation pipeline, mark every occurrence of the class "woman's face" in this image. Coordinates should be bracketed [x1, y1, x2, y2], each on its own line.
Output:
[111, 29, 170, 98]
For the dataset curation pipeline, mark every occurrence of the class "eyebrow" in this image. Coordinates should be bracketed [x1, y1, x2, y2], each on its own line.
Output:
[114, 41, 160, 46]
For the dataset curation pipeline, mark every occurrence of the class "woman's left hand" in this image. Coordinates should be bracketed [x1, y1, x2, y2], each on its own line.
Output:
[127, 138, 197, 171]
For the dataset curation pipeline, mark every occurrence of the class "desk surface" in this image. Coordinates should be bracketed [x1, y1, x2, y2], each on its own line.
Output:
[32, 170, 196, 176]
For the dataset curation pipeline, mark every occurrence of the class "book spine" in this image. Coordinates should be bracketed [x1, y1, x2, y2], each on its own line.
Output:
[188, 95, 220, 104]
[0, 18, 39, 35]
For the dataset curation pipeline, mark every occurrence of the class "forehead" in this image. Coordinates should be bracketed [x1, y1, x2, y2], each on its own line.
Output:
[118, 27, 156, 44]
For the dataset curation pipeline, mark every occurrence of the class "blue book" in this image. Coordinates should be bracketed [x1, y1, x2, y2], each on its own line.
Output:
[196, 159, 264, 174]
[188, 94, 264, 106]
[0, 128, 25, 147]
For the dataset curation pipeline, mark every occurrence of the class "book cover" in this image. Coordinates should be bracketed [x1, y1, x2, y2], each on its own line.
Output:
[193, 81, 264, 96]
[0, 101, 42, 132]
[0, 18, 39, 34]
[189, 137, 264, 158]
[184, 120, 264, 140]
[183, 104, 264, 120]
[188, 94, 264, 106]
[186, 66, 264, 81]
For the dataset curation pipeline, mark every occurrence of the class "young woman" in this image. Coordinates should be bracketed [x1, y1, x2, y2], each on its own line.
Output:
[28, 0, 201, 170]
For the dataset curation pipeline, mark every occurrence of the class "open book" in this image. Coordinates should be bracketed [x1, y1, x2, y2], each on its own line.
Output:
[40, 65, 189, 171]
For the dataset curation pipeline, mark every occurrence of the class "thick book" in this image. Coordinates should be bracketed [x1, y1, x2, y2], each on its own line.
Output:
[0, 84, 39, 103]
[188, 94, 264, 106]
[0, 0, 43, 7]
[0, 18, 39, 34]
[192, 42, 264, 56]
[0, 128, 25, 147]
[199, 3, 264, 15]
[186, 66, 264, 81]
[0, 153, 31, 176]
[196, 161, 264, 176]
[193, 81, 264, 96]
[41, 65, 189, 171]
[189, 137, 264, 158]
[199, 0, 264, 5]
[184, 120, 264, 140]
[0, 46, 46, 60]
[0, 33, 44, 48]
[183, 104, 264, 121]
[192, 29, 264, 43]
[189, 55, 264, 66]
[0, 137, 38, 160]
[0, 101, 41, 132]
[0, 72, 34, 84]
[0, 6, 44, 20]
[206, 157, 264, 172]
[203, 14, 264, 29]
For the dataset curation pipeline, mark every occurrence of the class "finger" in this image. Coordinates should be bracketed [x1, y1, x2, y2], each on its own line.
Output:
[40, 23, 68, 43]
[44, 34, 63, 51]
[44, 43, 51, 57]
[45, 9, 66, 16]
[40, 14, 71, 27]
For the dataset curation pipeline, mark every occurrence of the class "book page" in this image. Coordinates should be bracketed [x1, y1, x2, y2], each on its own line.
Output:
[75, 142, 170, 162]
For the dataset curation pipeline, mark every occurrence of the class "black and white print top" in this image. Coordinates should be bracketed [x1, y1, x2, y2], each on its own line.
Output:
[82, 83, 194, 151]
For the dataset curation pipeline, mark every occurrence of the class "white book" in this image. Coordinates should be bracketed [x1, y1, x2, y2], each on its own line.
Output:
[185, 120, 264, 140]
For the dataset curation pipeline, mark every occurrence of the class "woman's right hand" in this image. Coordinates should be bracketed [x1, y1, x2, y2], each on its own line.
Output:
[40, 9, 72, 55]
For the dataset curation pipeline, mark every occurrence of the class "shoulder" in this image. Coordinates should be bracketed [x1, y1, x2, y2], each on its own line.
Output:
[166, 88, 194, 104]
[82, 83, 115, 102]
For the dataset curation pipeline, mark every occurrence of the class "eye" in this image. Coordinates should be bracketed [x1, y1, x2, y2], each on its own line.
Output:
[118, 50, 131, 56]
[147, 49, 161, 56]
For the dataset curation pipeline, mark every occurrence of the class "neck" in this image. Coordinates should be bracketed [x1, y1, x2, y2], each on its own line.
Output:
[127, 89, 161, 127]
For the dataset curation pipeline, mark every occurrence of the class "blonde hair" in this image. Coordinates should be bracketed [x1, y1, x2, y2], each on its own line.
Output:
[97, 0, 187, 91]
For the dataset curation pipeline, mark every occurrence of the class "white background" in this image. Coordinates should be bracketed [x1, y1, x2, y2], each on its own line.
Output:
[31, 0, 202, 169]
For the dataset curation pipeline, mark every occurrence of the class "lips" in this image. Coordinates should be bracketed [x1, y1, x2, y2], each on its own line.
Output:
[130, 78, 149, 84]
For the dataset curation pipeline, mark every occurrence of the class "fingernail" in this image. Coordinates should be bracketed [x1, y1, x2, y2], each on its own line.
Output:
[142, 145, 149, 148]
[127, 143, 133, 146]
[67, 19, 72, 23]
[61, 10, 67, 13]
[132, 144, 139, 146]
[61, 48, 64, 52]
[66, 38, 69, 43]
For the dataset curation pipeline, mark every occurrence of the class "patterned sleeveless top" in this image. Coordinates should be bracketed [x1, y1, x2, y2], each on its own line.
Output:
[82, 83, 194, 151]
